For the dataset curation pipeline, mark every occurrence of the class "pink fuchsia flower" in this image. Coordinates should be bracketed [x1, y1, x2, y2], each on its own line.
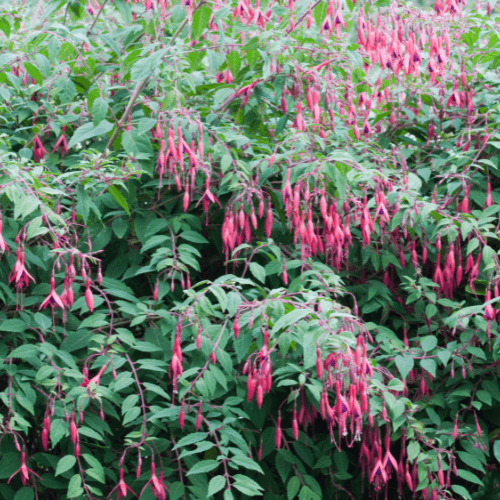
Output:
[39, 276, 65, 331]
[0, 215, 9, 255]
[9, 247, 36, 290]
[370, 459, 388, 489]
[39, 276, 65, 310]
[107, 467, 137, 500]
[140, 462, 168, 500]
[8, 452, 41, 486]
[80, 361, 110, 388]
[52, 133, 69, 157]
[32, 136, 48, 162]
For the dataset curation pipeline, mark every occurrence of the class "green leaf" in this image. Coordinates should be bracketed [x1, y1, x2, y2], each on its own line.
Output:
[230, 455, 264, 474]
[210, 285, 228, 312]
[457, 451, 485, 473]
[288, 477, 301, 500]
[420, 358, 437, 377]
[68, 120, 113, 148]
[313, 1, 327, 29]
[213, 88, 234, 110]
[170, 482, 185, 500]
[50, 419, 68, 447]
[34, 312, 52, 333]
[233, 475, 264, 496]
[35, 54, 51, 77]
[249, 262, 266, 283]
[299, 486, 314, 500]
[313, 456, 331, 469]
[8, 344, 38, 358]
[24, 62, 43, 85]
[56, 455, 76, 476]
[107, 185, 130, 215]
[208, 476, 226, 497]
[271, 309, 311, 334]
[395, 355, 414, 380]
[451, 485, 473, 500]
[187, 460, 220, 475]
[1, 319, 27, 333]
[493, 440, 500, 463]
[192, 4, 212, 39]
[437, 349, 452, 366]
[227, 50, 241, 76]
[173, 433, 208, 449]
[121, 131, 154, 159]
[180, 231, 208, 243]
[67, 474, 83, 498]
[130, 49, 167, 81]
[457, 469, 483, 486]
[0, 17, 11, 38]
[14, 488, 34, 500]
[123, 407, 141, 425]
[83, 454, 105, 478]
[92, 97, 109, 124]
[112, 218, 128, 238]
[421, 336, 437, 351]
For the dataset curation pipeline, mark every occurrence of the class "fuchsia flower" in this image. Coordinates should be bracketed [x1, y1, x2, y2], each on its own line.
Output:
[80, 361, 110, 388]
[0, 215, 8, 255]
[8, 452, 41, 486]
[52, 133, 69, 157]
[107, 467, 137, 500]
[140, 462, 168, 500]
[32, 136, 48, 162]
[39, 276, 65, 310]
[370, 459, 388, 488]
[196, 177, 221, 216]
[9, 247, 36, 290]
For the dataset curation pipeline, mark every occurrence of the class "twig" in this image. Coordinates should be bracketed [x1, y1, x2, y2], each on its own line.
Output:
[104, 3, 204, 153]
[87, 0, 109, 34]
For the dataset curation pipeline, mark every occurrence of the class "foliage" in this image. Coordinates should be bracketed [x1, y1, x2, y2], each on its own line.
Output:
[1, 0, 500, 499]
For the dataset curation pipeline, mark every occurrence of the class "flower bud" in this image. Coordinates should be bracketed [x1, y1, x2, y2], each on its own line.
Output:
[233, 316, 240, 339]
[275, 416, 282, 449]
[85, 279, 94, 313]
[179, 400, 185, 429]
[292, 409, 299, 440]
[195, 405, 203, 431]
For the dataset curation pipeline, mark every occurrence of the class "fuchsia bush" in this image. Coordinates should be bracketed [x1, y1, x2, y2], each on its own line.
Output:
[0, 0, 500, 498]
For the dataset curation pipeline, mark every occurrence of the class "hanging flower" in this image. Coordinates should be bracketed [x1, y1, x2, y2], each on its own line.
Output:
[39, 276, 65, 310]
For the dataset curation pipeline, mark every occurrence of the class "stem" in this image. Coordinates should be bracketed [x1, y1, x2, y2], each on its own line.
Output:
[104, 2, 204, 153]
[104, 79, 149, 151]
[125, 352, 149, 444]
[87, 0, 109, 34]
[285, 0, 322, 34]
